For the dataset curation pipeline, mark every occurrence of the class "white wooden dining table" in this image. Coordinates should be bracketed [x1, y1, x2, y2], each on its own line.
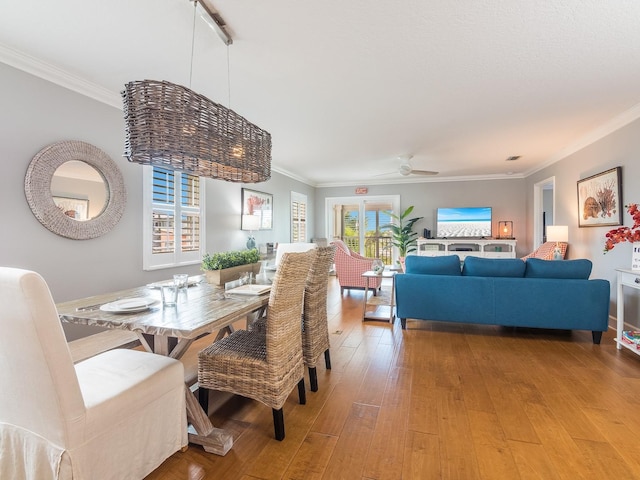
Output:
[56, 279, 270, 456]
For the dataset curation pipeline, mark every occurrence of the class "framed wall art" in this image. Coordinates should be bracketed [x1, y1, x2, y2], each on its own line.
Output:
[577, 167, 622, 227]
[241, 188, 273, 230]
[53, 196, 89, 221]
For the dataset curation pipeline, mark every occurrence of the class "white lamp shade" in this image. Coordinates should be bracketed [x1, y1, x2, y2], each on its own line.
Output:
[242, 214, 261, 231]
[547, 225, 568, 243]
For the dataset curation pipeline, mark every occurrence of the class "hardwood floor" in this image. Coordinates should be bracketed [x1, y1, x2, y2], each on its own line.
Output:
[147, 277, 640, 480]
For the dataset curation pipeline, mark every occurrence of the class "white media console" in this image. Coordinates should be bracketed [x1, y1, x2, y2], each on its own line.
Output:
[416, 238, 517, 259]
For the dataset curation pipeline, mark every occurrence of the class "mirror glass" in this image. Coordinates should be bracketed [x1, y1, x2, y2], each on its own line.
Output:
[50, 161, 108, 221]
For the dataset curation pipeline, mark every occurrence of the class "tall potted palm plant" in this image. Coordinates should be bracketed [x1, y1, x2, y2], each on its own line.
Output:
[381, 206, 423, 268]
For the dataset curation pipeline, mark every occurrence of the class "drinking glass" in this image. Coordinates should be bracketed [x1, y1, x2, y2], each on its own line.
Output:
[161, 284, 178, 306]
[173, 273, 189, 291]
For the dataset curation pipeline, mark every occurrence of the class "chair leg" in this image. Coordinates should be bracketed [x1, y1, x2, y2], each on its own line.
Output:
[198, 386, 209, 414]
[309, 367, 318, 392]
[324, 349, 331, 369]
[297, 378, 306, 405]
[272, 408, 285, 441]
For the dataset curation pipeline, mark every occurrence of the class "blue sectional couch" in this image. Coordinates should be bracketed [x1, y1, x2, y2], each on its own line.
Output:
[395, 255, 610, 344]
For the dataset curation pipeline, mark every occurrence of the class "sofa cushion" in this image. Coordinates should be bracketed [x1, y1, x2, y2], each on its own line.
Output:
[524, 258, 592, 279]
[462, 256, 526, 277]
[404, 255, 461, 276]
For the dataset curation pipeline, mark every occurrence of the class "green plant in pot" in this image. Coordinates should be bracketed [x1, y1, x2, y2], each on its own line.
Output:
[381, 206, 423, 268]
[201, 248, 261, 285]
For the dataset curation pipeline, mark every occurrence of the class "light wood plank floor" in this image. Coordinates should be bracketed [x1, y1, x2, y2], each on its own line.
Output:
[147, 277, 640, 480]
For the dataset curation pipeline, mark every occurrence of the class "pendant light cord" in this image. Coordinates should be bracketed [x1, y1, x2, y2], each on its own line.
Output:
[226, 44, 232, 109]
[189, 0, 197, 89]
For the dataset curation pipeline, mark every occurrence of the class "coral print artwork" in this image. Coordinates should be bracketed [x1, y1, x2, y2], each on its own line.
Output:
[577, 167, 622, 227]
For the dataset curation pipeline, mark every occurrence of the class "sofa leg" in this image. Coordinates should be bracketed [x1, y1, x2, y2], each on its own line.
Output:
[324, 349, 331, 369]
[592, 331, 602, 344]
[400, 318, 406, 330]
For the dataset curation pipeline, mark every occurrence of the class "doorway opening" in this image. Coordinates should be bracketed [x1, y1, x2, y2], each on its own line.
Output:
[533, 176, 555, 249]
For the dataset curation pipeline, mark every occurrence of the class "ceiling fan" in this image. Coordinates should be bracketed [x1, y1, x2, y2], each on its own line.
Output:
[376, 155, 438, 177]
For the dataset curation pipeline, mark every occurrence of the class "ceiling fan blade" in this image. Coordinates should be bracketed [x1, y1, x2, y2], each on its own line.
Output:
[411, 169, 439, 175]
[373, 171, 398, 177]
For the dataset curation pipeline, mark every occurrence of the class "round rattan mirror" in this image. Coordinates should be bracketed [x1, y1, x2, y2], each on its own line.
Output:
[25, 141, 126, 240]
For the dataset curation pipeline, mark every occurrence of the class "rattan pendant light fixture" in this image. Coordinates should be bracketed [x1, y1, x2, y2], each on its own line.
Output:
[121, 2, 271, 183]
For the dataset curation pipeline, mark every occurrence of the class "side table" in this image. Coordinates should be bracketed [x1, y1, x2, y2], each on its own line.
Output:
[616, 268, 640, 356]
[362, 270, 396, 324]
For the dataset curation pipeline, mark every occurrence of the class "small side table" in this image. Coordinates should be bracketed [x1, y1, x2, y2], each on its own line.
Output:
[362, 270, 396, 324]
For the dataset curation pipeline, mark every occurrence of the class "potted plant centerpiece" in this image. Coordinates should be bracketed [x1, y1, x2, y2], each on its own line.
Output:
[381, 206, 423, 270]
[201, 248, 262, 285]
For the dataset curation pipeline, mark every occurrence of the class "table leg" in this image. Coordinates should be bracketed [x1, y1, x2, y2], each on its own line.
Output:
[147, 334, 234, 455]
[362, 277, 370, 321]
[389, 275, 395, 324]
[184, 386, 233, 455]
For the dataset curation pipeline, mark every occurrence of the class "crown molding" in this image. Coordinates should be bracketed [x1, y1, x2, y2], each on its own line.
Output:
[315, 172, 525, 188]
[0, 43, 121, 109]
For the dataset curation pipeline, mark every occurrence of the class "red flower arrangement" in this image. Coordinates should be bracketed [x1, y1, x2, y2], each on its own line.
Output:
[604, 203, 640, 253]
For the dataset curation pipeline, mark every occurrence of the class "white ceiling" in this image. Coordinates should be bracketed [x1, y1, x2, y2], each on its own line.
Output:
[2, 0, 640, 187]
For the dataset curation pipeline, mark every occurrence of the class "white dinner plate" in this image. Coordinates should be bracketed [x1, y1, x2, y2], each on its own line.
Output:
[100, 297, 158, 313]
[225, 284, 271, 296]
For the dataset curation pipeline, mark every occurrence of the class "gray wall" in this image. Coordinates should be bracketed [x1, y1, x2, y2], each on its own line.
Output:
[525, 119, 640, 327]
[0, 63, 313, 338]
[315, 179, 529, 257]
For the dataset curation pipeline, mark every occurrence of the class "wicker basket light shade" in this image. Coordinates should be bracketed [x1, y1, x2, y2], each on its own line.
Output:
[122, 80, 271, 183]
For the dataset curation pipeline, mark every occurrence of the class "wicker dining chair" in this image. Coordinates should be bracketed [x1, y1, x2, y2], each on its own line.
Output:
[251, 245, 336, 392]
[198, 249, 317, 441]
[301, 245, 336, 392]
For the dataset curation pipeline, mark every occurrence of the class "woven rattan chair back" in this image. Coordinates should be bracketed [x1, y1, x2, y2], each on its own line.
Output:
[302, 245, 336, 391]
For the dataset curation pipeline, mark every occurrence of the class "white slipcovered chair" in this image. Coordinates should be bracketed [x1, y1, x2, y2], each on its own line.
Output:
[273, 242, 317, 269]
[0, 267, 187, 480]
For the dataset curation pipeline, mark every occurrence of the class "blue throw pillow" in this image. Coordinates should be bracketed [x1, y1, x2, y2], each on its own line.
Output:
[404, 255, 462, 275]
[462, 256, 526, 277]
[524, 258, 592, 279]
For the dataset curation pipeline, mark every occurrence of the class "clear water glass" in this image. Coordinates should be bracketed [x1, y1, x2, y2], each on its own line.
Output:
[161, 284, 178, 306]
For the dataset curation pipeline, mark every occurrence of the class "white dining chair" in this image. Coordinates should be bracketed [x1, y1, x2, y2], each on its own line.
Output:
[0, 267, 187, 480]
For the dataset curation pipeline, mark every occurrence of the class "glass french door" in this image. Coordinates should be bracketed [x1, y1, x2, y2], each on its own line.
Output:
[325, 195, 399, 265]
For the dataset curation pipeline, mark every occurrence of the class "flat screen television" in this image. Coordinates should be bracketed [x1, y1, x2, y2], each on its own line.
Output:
[436, 207, 492, 238]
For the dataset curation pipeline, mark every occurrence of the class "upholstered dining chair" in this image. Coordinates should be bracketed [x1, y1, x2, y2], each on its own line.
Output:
[521, 241, 568, 260]
[0, 267, 187, 480]
[331, 239, 383, 295]
[198, 249, 317, 441]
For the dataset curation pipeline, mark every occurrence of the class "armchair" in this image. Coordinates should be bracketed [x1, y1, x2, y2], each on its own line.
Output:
[0, 267, 187, 479]
[331, 239, 383, 294]
[521, 241, 568, 260]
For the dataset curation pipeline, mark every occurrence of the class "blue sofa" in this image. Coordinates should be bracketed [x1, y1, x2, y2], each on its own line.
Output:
[395, 255, 610, 344]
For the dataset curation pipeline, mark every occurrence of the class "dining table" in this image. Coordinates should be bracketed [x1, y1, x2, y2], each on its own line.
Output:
[56, 277, 271, 456]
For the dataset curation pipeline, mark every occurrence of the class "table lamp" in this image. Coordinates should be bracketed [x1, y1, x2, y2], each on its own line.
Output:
[497, 221, 513, 239]
[546, 225, 568, 260]
[241, 214, 261, 250]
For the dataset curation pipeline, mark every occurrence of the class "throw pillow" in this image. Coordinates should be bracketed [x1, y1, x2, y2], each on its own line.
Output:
[524, 258, 592, 279]
[404, 255, 462, 275]
[462, 256, 526, 277]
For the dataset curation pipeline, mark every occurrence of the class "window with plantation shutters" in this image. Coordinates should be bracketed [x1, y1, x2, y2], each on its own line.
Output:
[291, 192, 307, 242]
[143, 166, 205, 270]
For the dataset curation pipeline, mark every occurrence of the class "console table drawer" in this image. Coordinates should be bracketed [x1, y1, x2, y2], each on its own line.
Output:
[619, 271, 640, 288]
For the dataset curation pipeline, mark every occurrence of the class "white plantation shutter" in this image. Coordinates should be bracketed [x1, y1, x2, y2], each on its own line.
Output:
[291, 192, 307, 242]
[143, 166, 205, 270]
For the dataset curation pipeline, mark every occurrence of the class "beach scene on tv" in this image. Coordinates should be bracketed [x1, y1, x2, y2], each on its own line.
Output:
[436, 207, 492, 238]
